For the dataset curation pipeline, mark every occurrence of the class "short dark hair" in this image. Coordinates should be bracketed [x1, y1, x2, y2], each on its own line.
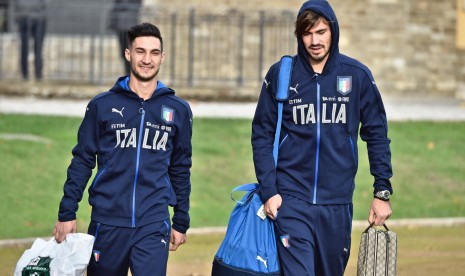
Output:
[127, 22, 164, 51]
[295, 10, 328, 38]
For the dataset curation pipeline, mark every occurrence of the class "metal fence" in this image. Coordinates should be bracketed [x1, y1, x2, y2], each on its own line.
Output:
[0, 2, 297, 88]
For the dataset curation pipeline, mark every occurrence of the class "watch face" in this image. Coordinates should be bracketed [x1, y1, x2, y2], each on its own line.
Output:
[376, 190, 390, 199]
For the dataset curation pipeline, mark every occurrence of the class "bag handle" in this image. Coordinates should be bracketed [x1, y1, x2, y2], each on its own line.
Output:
[363, 223, 392, 242]
[363, 223, 390, 232]
[230, 183, 259, 204]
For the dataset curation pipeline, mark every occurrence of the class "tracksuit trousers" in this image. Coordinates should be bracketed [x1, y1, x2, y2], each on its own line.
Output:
[274, 194, 353, 276]
[86, 220, 171, 276]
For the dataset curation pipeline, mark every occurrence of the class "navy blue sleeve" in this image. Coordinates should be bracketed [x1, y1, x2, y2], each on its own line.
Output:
[359, 72, 393, 194]
[169, 103, 193, 234]
[252, 64, 280, 203]
[58, 101, 99, 221]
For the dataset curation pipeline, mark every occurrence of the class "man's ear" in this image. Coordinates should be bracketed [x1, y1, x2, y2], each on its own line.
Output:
[161, 52, 166, 64]
[124, 48, 130, 62]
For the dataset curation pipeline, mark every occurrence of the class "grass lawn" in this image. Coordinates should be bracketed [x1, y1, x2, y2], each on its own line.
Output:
[0, 114, 465, 239]
[3, 225, 465, 275]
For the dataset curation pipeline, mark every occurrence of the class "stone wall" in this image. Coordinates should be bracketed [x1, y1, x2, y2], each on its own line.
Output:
[1, 0, 463, 99]
[146, 0, 465, 98]
[335, 0, 463, 97]
[144, 0, 302, 11]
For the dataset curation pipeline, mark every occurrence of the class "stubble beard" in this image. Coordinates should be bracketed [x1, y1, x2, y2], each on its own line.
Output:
[308, 46, 329, 63]
[131, 66, 160, 82]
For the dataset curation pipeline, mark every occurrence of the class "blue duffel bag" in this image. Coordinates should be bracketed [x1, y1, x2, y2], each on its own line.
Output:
[212, 183, 280, 275]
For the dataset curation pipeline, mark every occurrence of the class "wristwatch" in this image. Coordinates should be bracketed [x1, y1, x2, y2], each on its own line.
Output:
[374, 190, 391, 201]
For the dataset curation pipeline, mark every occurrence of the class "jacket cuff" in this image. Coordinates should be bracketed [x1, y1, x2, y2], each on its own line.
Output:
[172, 211, 189, 234]
[258, 185, 279, 203]
[58, 214, 76, 222]
[172, 223, 188, 234]
[373, 179, 393, 194]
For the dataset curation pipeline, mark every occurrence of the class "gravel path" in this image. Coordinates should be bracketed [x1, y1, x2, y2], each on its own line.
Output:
[1, 95, 465, 121]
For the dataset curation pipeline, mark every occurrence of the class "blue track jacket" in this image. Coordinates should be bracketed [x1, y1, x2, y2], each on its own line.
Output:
[252, 0, 393, 205]
[58, 76, 192, 233]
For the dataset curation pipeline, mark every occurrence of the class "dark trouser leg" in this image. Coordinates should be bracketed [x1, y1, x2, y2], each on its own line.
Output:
[32, 18, 46, 80]
[18, 17, 30, 79]
[86, 222, 130, 276]
[313, 204, 352, 276]
[129, 220, 171, 276]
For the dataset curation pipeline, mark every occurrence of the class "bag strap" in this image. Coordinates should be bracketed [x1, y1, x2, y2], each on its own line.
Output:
[276, 55, 293, 101]
[273, 55, 293, 166]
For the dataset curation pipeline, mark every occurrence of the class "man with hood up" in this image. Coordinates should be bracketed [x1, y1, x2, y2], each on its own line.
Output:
[53, 23, 192, 276]
[252, 0, 393, 275]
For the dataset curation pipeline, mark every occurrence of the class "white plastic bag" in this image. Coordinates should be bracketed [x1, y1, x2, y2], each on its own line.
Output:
[14, 233, 94, 276]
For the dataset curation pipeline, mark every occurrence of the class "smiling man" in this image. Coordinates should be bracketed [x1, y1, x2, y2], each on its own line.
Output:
[53, 23, 193, 276]
[252, 1, 393, 275]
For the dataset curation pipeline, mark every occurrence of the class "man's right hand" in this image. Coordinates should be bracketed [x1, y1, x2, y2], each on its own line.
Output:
[53, 220, 77, 243]
[264, 194, 282, 220]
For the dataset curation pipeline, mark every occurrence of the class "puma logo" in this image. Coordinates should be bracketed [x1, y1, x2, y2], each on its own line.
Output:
[264, 79, 270, 88]
[161, 239, 167, 247]
[112, 107, 124, 117]
[256, 255, 267, 268]
[290, 84, 299, 94]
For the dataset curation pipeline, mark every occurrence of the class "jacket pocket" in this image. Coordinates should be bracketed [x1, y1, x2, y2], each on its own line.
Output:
[278, 133, 289, 148]
[88, 221, 101, 241]
[164, 176, 177, 206]
[163, 220, 171, 237]
[348, 136, 358, 170]
[90, 167, 107, 189]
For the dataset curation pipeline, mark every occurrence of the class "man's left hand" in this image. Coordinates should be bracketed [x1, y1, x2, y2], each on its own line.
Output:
[169, 228, 187, 251]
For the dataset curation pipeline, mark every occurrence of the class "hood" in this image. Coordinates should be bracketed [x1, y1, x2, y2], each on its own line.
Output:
[110, 76, 175, 99]
[297, 0, 340, 74]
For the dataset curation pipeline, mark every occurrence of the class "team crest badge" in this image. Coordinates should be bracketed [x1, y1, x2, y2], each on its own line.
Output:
[93, 250, 100, 262]
[337, 76, 352, 95]
[280, 234, 290, 248]
[162, 106, 174, 123]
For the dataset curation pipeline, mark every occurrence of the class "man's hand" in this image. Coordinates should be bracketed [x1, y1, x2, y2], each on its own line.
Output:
[53, 220, 77, 243]
[264, 194, 282, 220]
[169, 228, 187, 251]
[368, 198, 392, 226]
